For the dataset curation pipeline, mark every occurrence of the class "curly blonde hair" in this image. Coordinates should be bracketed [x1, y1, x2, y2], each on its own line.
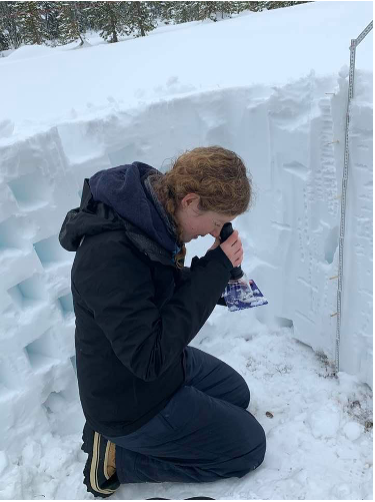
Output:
[152, 146, 252, 268]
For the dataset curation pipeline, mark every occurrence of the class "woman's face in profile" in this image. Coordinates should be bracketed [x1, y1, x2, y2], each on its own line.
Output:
[175, 194, 235, 243]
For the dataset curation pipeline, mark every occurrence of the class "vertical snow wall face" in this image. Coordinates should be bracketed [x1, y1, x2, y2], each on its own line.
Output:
[0, 71, 372, 455]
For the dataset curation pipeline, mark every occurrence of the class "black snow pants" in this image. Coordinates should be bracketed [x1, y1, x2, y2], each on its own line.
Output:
[106, 347, 266, 484]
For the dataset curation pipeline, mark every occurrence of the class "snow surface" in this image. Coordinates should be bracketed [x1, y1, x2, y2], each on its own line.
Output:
[0, 2, 373, 500]
[0, 325, 373, 500]
[0, 1, 372, 135]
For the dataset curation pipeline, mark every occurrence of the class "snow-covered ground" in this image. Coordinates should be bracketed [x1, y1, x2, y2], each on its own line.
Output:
[0, 1, 373, 500]
[1, 324, 373, 500]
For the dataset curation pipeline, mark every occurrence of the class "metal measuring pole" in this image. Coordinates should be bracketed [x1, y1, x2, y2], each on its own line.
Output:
[335, 20, 373, 375]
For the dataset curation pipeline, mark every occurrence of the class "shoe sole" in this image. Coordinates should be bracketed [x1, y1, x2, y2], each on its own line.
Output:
[82, 425, 117, 498]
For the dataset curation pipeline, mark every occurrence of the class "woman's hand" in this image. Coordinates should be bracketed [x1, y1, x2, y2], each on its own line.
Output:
[220, 230, 244, 268]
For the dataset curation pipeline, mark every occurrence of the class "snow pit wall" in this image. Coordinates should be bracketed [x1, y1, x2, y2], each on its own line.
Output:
[0, 71, 372, 455]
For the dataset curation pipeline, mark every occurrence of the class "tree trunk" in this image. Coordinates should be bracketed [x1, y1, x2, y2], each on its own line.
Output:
[31, 16, 41, 44]
[135, 3, 145, 36]
[109, 7, 118, 42]
[111, 20, 118, 42]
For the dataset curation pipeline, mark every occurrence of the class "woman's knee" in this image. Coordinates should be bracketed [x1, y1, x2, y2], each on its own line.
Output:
[241, 414, 266, 473]
[223, 416, 266, 480]
[250, 423, 266, 468]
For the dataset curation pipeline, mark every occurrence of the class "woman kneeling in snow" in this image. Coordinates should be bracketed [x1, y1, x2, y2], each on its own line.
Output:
[59, 146, 266, 498]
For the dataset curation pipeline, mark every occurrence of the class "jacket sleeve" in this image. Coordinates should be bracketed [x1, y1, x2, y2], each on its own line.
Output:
[74, 239, 232, 382]
[216, 296, 227, 306]
[188, 258, 227, 307]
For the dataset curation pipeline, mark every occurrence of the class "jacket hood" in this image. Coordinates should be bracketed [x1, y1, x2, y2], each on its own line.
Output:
[59, 162, 181, 259]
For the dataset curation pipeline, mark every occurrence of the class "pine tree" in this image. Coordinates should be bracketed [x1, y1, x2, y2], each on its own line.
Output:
[187, 1, 207, 22]
[41, 1, 60, 46]
[55, 2, 84, 45]
[87, 2, 131, 43]
[155, 1, 177, 25]
[233, 2, 258, 14]
[162, 1, 258, 24]
[199, 2, 223, 22]
[15, 1, 47, 45]
[126, 2, 156, 38]
[0, 26, 10, 51]
[0, 2, 10, 51]
[74, 2, 92, 34]
[217, 2, 236, 20]
[256, 1, 311, 11]
[189, 1, 203, 21]
[173, 2, 197, 24]
[146, 1, 164, 23]
[0, 2, 20, 50]
[0, 31, 9, 52]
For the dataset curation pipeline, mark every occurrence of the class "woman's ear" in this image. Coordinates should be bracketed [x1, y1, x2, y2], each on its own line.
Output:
[181, 193, 200, 210]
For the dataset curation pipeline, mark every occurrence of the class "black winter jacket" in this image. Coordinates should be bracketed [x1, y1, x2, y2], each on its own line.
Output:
[59, 163, 232, 437]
